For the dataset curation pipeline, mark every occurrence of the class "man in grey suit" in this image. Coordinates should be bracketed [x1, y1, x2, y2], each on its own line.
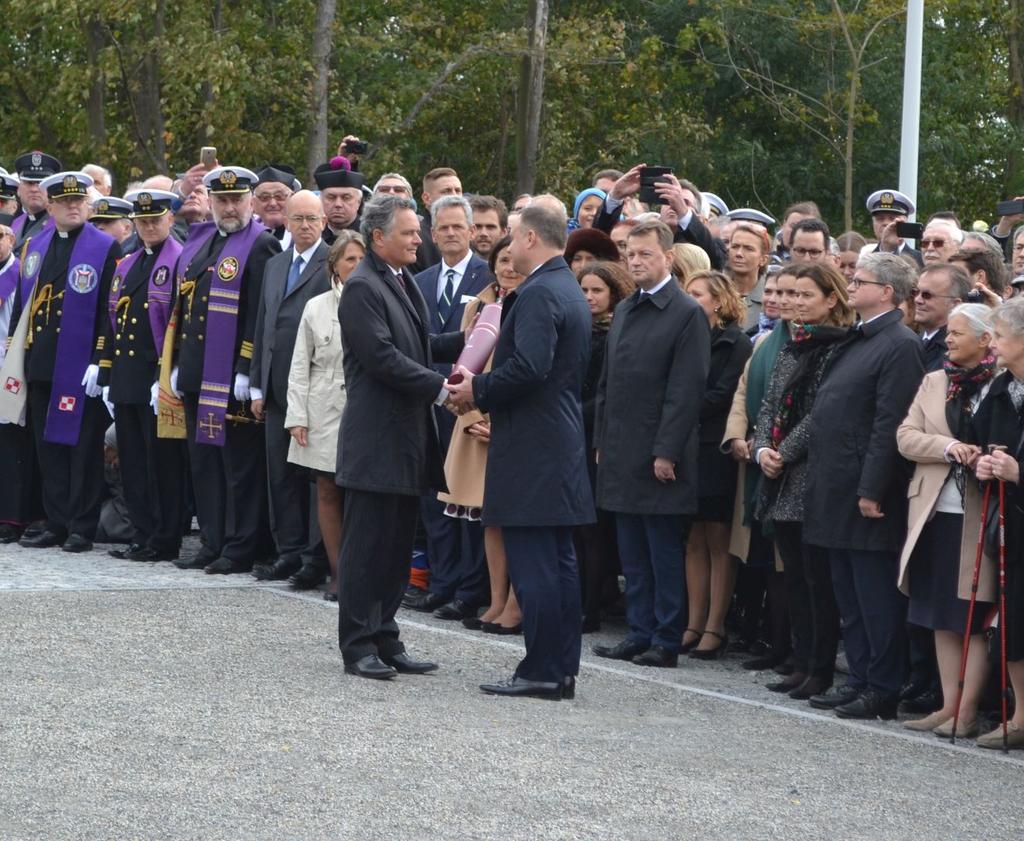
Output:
[336, 195, 464, 680]
[251, 190, 331, 586]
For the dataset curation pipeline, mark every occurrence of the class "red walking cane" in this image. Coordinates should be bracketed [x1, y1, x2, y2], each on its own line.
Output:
[950, 478, 992, 744]
[997, 471, 1010, 753]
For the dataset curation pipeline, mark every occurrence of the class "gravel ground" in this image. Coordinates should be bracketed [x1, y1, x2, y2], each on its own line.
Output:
[0, 543, 1021, 841]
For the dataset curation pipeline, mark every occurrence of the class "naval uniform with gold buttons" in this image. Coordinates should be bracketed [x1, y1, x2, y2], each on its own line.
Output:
[98, 240, 185, 557]
[175, 227, 280, 567]
[9, 225, 120, 540]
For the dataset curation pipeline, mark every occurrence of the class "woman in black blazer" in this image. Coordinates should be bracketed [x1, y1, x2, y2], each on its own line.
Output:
[682, 270, 752, 657]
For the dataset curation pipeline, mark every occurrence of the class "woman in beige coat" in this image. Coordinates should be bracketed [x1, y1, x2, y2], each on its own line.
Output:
[438, 235, 526, 632]
[285, 231, 365, 599]
[896, 303, 996, 736]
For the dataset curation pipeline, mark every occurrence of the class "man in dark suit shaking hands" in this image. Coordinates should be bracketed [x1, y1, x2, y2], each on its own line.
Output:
[447, 204, 595, 700]
[335, 195, 464, 680]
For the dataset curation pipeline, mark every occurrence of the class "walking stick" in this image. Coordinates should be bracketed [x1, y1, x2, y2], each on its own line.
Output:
[998, 472, 1009, 753]
[951, 478, 992, 744]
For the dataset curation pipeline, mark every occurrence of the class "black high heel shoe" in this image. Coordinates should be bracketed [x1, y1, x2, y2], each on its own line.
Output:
[680, 628, 704, 654]
[689, 630, 728, 661]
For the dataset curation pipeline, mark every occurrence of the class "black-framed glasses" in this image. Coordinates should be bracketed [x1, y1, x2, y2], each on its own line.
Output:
[848, 277, 888, 288]
[791, 247, 825, 258]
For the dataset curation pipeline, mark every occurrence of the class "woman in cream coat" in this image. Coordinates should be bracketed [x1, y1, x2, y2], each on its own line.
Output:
[286, 231, 365, 600]
[896, 302, 995, 737]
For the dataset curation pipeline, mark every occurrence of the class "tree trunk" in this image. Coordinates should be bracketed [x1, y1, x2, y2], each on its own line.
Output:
[85, 17, 107, 150]
[141, 0, 169, 173]
[843, 62, 858, 232]
[199, 0, 224, 149]
[306, 0, 338, 185]
[515, 0, 548, 196]
[1007, 0, 1024, 193]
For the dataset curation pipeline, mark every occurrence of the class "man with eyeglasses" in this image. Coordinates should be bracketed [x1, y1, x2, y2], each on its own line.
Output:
[788, 217, 836, 265]
[912, 264, 970, 373]
[253, 165, 301, 248]
[250, 190, 331, 589]
[802, 252, 924, 720]
[372, 173, 414, 199]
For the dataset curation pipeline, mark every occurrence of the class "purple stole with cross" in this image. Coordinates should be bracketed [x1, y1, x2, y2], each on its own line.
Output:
[29, 224, 114, 445]
[175, 219, 266, 446]
[0, 256, 20, 305]
[108, 237, 183, 356]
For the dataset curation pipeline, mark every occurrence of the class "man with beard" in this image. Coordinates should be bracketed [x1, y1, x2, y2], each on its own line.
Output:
[165, 166, 280, 574]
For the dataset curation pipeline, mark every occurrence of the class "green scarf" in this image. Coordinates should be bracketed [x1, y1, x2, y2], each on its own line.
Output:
[742, 320, 790, 527]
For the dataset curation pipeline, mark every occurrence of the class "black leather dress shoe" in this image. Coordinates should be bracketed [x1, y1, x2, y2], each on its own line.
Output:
[204, 557, 253, 575]
[898, 687, 942, 715]
[563, 676, 576, 700]
[323, 591, 338, 603]
[742, 649, 791, 671]
[834, 689, 899, 720]
[289, 564, 326, 590]
[19, 529, 64, 549]
[130, 547, 179, 563]
[809, 683, 861, 710]
[252, 557, 302, 581]
[462, 616, 484, 630]
[483, 622, 522, 635]
[62, 533, 93, 553]
[592, 639, 648, 661]
[0, 524, 22, 543]
[480, 675, 562, 700]
[174, 556, 209, 570]
[633, 645, 679, 668]
[789, 676, 832, 701]
[433, 598, 478, 620]
[109, 543, 145, 560]
[403, 591, 449, 612]
[381, 652, 439, 674]
[344, 654, 397, 680]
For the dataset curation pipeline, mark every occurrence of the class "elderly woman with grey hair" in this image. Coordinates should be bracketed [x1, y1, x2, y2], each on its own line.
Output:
[970, 297, 1024, 748]
[897, 303, 997, 737]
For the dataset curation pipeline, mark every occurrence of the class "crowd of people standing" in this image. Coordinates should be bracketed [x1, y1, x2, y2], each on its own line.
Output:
[2, 145, 1024, 741]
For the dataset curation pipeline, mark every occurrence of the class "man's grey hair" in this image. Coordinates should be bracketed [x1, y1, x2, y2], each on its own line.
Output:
[924, 218, 965, 245]
[949, 302, 995, 338]
[994, 296, 1024, 338]
[857, 251, 917, 306]
[373, 172, 413, 195]
[82, 163, 112, 190]
[360, 195, 416, 242]
[519, 205, 567, 250]
[963, 230, 1006, 261]
[430, 194, 473, 227]
[919, 262, 972, 301]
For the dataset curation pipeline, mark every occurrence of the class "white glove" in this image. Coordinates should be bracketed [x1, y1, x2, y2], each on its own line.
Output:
[102, 386, 115, 419]
[233, 372, 251, 402]
[170, 366, 182, 398]
[150, 381, 160, 416]
[82, 364, 101, 398]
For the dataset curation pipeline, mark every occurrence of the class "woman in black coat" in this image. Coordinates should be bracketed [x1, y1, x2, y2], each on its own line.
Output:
[575, 260, 635, 632]
[971, 297, 1024, 749]
[682, 270, 752, 657]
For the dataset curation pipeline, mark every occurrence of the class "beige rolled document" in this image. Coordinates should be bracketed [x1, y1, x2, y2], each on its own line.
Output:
[0, 304, 32, 426]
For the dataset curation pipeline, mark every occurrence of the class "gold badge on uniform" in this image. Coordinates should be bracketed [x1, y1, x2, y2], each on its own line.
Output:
[221, 170, 237, 188]
[218, 256, 239, 281]
[139, 193, 153, 210]
[881, 192, 894, 207]
[154, 266, 169, 286]
[111, 275, 121, 294]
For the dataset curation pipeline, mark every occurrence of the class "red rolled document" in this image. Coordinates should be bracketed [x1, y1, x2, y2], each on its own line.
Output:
[447, 301, 503, 385]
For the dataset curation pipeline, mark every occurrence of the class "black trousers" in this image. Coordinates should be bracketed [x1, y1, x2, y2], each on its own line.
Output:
[115, 402, 184, 553]
[774, 521, 839, 681]
[183, 392, 267, 561]
[28, 381, 107, 539]
[265, 397, 323, 568]
[337, 489, 417, 663]
[503, 525, 582, 683]
[0, 420, 37, 526]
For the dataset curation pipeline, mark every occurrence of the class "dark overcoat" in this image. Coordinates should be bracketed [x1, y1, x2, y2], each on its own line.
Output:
[335, 249, 462, 495]
[802, 308, 925, 552]
[595, 281, 711, 515]
[473, 256, 594, 527]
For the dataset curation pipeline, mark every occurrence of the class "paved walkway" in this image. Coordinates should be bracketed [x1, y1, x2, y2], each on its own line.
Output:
[1, 539, 1021, 840]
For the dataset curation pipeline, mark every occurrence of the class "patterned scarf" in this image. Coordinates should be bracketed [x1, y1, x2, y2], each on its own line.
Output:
[944, 353, 996, 403]
[751, 312, 778, 343]
[770, 322, 848, 448]
[1008, 377, 1024, 413]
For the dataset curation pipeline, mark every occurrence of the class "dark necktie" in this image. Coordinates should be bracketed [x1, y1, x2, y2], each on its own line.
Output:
[438, 268, 456, 322]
